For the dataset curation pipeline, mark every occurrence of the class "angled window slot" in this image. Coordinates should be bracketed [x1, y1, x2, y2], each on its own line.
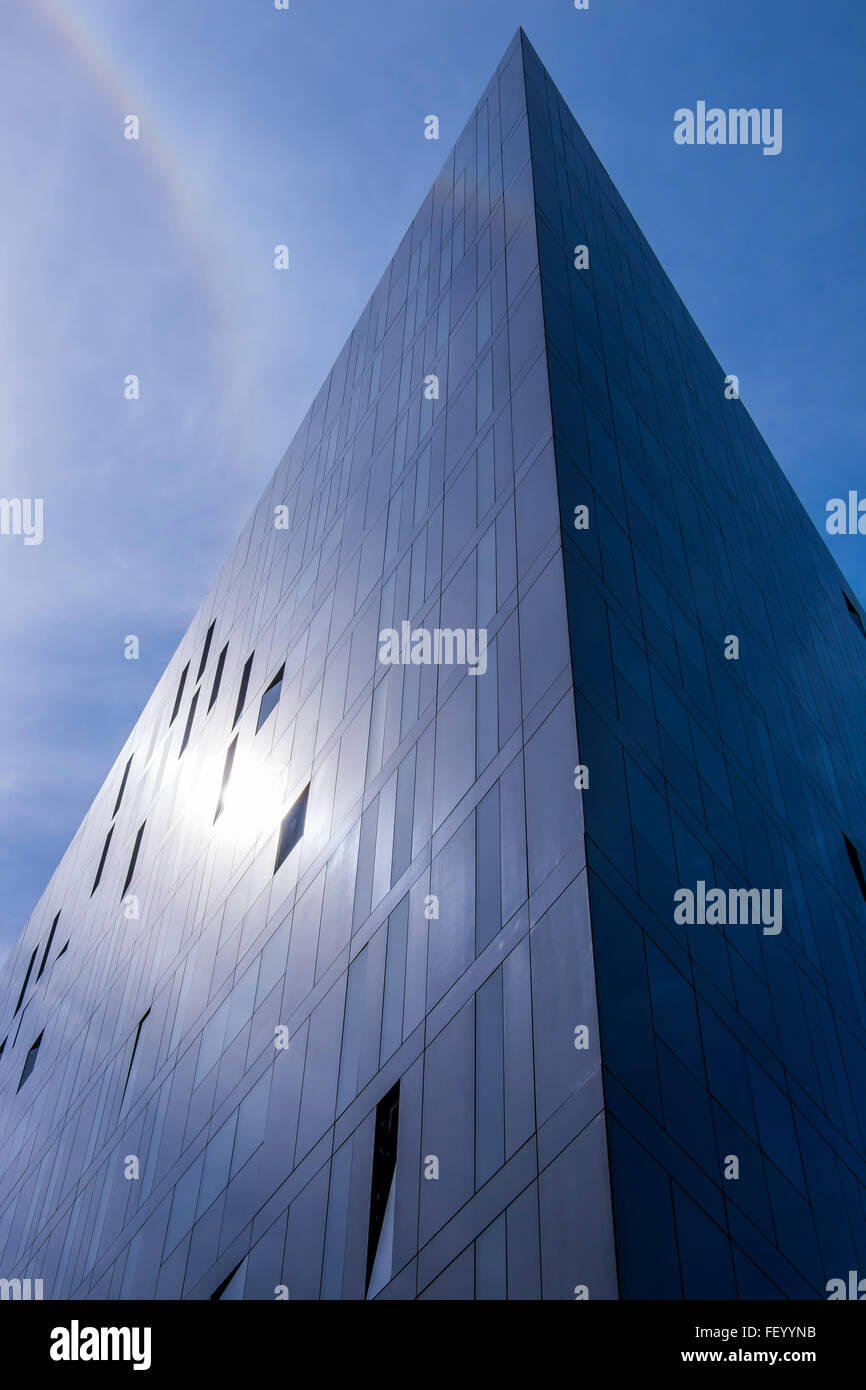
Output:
[113, 755, 133, 818]
[197, 619, 216, 682]
[210, 1257, 247, 1300]
[214, 737, 239, 823]
[14, 946, 39, 1016]
[17, 1031, 43, 1092]
[365, 1080, 400, 1299]
[13, 1000, 30, 1047]
[844, 592, 866, 638]
[179, 688, 200, 757]
[233, 653, 255, 728]
[170, 662, 190, 726]
[36, 912, 60, 981]
[91, 825, 114, 895]
[256, 665, 285, 733]
[122, 823, 146, 898]
[844, 834, 866, 904]
[274, 784, 309, 872]
[120, 1008, 150, 1109]
[208, 642, 229, 712]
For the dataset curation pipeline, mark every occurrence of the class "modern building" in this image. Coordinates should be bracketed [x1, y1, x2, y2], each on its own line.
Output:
[1, 29, 865, 1301]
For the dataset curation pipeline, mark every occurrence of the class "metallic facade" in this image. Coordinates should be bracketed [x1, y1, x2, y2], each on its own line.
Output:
[1, 30, 864, 1300]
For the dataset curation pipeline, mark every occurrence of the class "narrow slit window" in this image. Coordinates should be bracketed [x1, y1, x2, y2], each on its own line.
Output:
[844, 834, 866, 904]
[112, 755, 133, 818]
[14, 946, 39, 1016]
[179, 688, 200, 757]
[214, 737, 238, 823]
[210, 1257, 247, 1300]
[366, 1081, 400, 1299]
[844, 592, 866, 638]
[0, 1037, 5, 1062]
[256, 665, 285, 732]
[208, 642, 229, 712]
[122, 823, 146, 898]
[197, 620, 216, 682]
[91, 826, 114, 895]
[17, 1032, 43, 1092]
[233, 653, 255, 728]
[274, 784, 309, 872]
[36, 912, 60, 981]
[56, 941, 69, 960]
[170, 662, 190, 726]
[120, 1008, 150, 1108]
[12, 1001, 29, 1047]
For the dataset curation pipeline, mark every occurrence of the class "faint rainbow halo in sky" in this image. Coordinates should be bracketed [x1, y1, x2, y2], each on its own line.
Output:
[29, 0, 250, 459]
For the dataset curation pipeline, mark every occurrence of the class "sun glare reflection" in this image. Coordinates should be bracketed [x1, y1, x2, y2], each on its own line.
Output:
[179, 747, 288, 842]
[219, 758, 288, 837]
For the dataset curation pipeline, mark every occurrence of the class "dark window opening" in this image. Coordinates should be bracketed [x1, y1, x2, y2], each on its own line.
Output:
[275, 784, 309, 872]
[91, 826, 114, 895]
[233, 653, 255, 728]
[12, 1001, 29, 1047]
[366, 1081, 400, 1298]
[36, 912, 60, 981]
[256, 665, 285, 732]
[170, 662, 190, 726]
[14, 946, 39, 1016]
[112, 755, 133, 818]
[56, 941, 69, 960]
[844, 834, 866, 904]
[197, 620, 216, 682]
[210, 1257, 248, 1300]
[17, 1032, 43, 1092]
[844, 592, 866, 638]
[0, 1038, 5, 1062]
[122, 823, 146, 898]
[214, 737, 238, 823]
[120, 1008, 150, 1107]
[179, 689, 200, 757]
[208, 643, 229, 712]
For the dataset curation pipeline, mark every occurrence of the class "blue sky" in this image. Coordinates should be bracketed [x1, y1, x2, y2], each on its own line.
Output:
[1, 0, 864, 963]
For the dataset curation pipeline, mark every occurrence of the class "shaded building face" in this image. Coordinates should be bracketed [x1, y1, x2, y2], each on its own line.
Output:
[1, 30, 864, 1302]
